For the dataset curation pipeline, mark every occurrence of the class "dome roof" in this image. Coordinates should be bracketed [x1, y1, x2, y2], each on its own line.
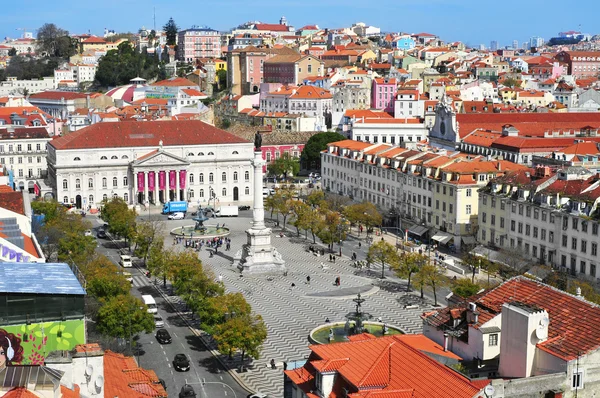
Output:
[106, 80, 147, 103]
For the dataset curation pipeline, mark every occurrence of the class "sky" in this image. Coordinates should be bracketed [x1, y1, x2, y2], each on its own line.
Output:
[1, 0, 598, 48]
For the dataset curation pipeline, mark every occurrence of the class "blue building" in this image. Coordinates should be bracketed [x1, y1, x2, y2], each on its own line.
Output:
[394, 37, 416, 51]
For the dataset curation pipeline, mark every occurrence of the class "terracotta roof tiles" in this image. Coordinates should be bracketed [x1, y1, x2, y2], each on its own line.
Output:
[49, 120, 249, 150]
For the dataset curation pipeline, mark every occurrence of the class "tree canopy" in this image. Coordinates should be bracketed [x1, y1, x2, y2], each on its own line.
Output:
[343, 201, 382, 232]
[213, 313, 267, 365]
[300, 132, 345, 170]
[367, 240, 398, 278]
[100, 197, 137, 243]
[36, 23, 78, 58]
[96, 295, 155, 338]
[267, 152, 300, 180]
[95, 42, 165, 87]
[163, 18, 179, 46]
[6, 55, 60, 80]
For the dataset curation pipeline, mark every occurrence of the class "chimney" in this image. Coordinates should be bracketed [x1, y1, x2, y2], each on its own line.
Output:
[443, 333, 449, 351]
[576, 287, 583, 300]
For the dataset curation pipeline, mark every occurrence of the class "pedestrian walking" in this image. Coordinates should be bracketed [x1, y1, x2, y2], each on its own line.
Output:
[333, 255, 336, 263]
[334, 276, 340, 286]
[358, 242, 362, 248]
[218, 274, 223, 283]
[306, 275, 311, 284]
[291, 283, 296, 288]
[325, 317, 330, 323]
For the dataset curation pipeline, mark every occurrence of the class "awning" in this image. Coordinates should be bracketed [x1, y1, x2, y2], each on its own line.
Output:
[461, 236, 477, 245]
[431, 232, 453, 244]
[407, 225, 429, 237]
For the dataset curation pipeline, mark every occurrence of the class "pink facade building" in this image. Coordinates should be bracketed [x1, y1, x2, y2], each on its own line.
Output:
[177, 28, 221, 62]
[371, 77, 397, 112]
[555, 50, 600, 79]
[260, 144, 304, 172]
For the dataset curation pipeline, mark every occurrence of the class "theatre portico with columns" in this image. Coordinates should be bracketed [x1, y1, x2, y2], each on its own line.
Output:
[47, 120, 254, 210]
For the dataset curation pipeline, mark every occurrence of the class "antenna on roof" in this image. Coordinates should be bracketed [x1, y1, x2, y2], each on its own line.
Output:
[153, 7, 156, 31]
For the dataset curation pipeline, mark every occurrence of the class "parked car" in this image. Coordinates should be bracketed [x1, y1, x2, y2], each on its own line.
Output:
[179, 384, 196, 397]
[156, 329, 172, 344]
[238, 205, 251, 211]
[173, 354, 190, 371]
[97, 229, 107, 239]
[168, 212, 185, 220]
[154, 314, 165, 328]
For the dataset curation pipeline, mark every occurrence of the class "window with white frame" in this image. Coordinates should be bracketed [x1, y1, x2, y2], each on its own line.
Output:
[62, 179, 68, 190]
[489, 333, 498, 346]
[572, 369, 584, 389]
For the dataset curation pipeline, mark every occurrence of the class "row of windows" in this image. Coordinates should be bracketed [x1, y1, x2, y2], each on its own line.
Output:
[63, 177, 128, 190]
[189, 171, 250, 184]
[0, 156, 43, 165]
[561, 235, 598, 255]
[0, 143, 44, 152]
[62, 187, 252, 204]
[510, 221, 555, 243]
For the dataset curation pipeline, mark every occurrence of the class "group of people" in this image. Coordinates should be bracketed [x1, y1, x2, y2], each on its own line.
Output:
[173, 236, 232, 253]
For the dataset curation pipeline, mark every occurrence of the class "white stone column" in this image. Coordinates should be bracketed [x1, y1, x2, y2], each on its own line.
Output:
[176, 170, 180, 201]
[154, 170, 158, 205]
[134, 171, 138, 203]
[144, 171, 149, 204]
[252, 150, 266, 230]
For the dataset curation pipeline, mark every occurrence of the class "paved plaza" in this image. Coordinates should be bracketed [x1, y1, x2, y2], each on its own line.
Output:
[165, 213, 434, 396]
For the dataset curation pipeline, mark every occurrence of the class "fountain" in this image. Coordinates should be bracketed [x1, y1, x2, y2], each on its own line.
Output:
[170, 206, 230, 239]
[309, 293, 403, 344]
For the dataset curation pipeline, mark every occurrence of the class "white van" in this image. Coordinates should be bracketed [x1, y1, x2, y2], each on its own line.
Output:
[142, 295, 158, 314]
[120, 255, 132, 268]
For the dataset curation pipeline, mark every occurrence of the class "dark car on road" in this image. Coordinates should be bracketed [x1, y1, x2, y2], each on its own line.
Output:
[173, 353, 190, 371]
[97, 229, 107, 239]
[179, 384, 196, 397]
[156, 329, 171, 344]
[238, 205, 251, 211]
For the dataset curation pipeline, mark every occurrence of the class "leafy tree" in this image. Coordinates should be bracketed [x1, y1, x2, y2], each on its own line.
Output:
[201, 293, 252, 334]
[133, 219, 163, 263]
[343, 201, 382, 235]
[31, 200, 64, 224]
[146, 238, 173, 287]
[502, 77, 519, 88]
[163, 18, 179, 46]
[267, 152, 300, 181]
[306, 190, 326, 208]
[6, 55, 60, 80]
[171, 251, 224, 307]
[58, 232, 98, 268]
[85, 261, 131, 300]
[300, 132, 345, 170]
[96, 295, 155, 338]
[317, 211, 346, 252]
[367, 240, 399, 279]
[216, 69, 227, 90]
[101, 197, 137, 245]
[291, 201, 311, 237]
[392, 252, 426, 292]
[272, 187, 295, 230]
[415, 263, 446, 306]
[7, 48, 16, 57]
[213, 313, 267, 366]
[36, 23, 77, 58]
[95, 42, 163, 87]
[452, 278, 482, 298]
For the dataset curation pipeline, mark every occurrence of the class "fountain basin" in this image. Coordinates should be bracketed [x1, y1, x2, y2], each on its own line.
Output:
[309, 321, 403, 344]
[170, 225, 230, 239]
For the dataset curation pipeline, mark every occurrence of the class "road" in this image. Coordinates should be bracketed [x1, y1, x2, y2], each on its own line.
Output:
[89, 214, 249, 398]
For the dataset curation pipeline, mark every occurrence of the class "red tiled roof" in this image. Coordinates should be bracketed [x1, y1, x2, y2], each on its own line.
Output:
[104, 350, 167, 398]
[152, 77, 196, 87]
[28, 91, 90, 101]
[462, 129, 502, 147]
[560, 141, 599, 155]
[255, 23, 290, 32]
[61, 385, 81, 398]
[456, 112, 600, 138]
[0, 192, 24, 215]
[49, 120, 249, 150]
[181, 88, 207, 97]
[82, 36, 107, 44]
[289, 85, 332, 99]
[287, 334, 481, 397]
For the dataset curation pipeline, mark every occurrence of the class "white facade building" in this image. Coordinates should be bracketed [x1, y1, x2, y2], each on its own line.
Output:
[47, 120, 254, 209]
[351, 118, 428, 145]
[0, 77, 56, 96]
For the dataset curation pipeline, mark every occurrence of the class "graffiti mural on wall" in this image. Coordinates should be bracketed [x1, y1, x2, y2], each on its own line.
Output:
[0, 320, 85, 367]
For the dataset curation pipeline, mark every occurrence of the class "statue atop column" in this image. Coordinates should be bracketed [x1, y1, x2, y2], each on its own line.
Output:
[254, 132, 262, 150]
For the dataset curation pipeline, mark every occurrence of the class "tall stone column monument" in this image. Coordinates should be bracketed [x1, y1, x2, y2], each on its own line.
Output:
[233, 133, 286, 274]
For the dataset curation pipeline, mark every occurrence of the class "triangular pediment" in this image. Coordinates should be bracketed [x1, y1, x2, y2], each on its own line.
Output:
[133, 149, 190, 167]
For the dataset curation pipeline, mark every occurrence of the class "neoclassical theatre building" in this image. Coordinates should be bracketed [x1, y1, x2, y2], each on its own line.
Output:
[47, 120, 254, 209]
